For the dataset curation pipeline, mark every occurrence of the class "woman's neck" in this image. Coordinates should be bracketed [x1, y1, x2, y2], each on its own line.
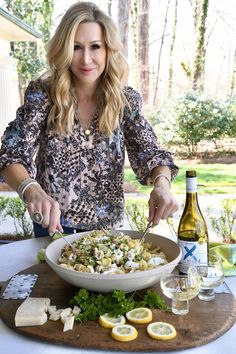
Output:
[73, 80, 97, 102]
[75, 90, 97, 131]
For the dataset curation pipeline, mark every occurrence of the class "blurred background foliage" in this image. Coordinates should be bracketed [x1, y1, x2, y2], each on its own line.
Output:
[3, 0, 54, 98]
[149, 93, 236, 154]
[2, 0, 236, 159]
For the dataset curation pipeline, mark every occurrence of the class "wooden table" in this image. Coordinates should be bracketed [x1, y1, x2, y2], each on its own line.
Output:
[0, 237, 236, 354]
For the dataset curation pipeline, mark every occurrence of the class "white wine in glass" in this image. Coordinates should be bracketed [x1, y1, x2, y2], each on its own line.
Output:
[160, 271, 201, 315]
[198, 255, 224, 301]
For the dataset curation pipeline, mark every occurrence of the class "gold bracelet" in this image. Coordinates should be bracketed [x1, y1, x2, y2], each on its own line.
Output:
[152, 173, 171, 188]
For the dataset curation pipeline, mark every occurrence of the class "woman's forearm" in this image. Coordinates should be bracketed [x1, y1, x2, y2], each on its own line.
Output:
[1, 163, 31, 191]
[150, 166, 172, 189]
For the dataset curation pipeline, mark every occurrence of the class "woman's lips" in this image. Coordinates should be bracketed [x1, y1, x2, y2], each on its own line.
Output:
[80, 68, 94, 74]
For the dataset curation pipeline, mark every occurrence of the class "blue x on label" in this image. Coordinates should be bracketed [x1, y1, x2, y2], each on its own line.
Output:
[183, 245, 197, 261]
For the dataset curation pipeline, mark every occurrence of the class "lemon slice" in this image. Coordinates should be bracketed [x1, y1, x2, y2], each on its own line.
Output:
[147, 322, 177, 340]
[98, 313, 126, 328]
[111, 324, 138, 342]
[126, 307, 152, 324]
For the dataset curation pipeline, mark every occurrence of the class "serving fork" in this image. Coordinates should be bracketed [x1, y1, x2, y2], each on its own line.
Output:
[139, 221, 153, 243]
[51, 231, 76, 253]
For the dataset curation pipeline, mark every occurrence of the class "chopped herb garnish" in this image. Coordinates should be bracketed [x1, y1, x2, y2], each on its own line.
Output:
[69, 288, 170, 323]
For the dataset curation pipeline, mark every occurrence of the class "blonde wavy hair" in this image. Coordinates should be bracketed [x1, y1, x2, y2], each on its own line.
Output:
[42, 1, 129, 136]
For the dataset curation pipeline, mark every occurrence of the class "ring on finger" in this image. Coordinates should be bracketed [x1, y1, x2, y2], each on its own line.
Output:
[32, 211, 43, 224]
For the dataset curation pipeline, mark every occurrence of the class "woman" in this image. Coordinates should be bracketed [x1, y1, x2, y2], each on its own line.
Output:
[0, 2, 178, 237]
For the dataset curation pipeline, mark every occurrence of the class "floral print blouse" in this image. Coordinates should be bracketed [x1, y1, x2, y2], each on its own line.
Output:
[0, 80, 178, 229]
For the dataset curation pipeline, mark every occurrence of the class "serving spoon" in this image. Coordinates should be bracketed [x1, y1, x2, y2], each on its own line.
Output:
[139, 221, 153, 243]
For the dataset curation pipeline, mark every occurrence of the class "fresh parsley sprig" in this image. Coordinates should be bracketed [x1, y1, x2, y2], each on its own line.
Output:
[69, 288, 170, 323]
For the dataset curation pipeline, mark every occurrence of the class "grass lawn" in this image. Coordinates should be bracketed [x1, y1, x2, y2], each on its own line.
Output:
[124, 163, 236, 195]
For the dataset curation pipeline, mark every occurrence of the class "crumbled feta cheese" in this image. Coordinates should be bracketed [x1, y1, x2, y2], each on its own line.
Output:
[124, 260, 139, 270]
[49, 309, 63, 321]
[114, 249, 123, 256]
[94, 248, 104, 259]
[63, 315, 75, 332]
[127, 250, 136, 260]
[148, 257, 166, 266]
[87, 265, 95, 273]
[72, 306, 81, 316]
[60, 308, 73, 324]
[48, 305, 57, 315]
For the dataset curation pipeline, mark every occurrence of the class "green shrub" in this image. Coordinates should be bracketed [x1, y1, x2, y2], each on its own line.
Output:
[0, 196, 33, 237]
[174, 94, 229, 150]
[125, 197, 148, 231]
[150, 94, 236, 154]
[225, 96, 236, 138]
[208, 198, 236, 243]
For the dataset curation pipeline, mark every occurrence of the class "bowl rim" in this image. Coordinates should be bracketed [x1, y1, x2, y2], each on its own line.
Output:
[45, 230, 181, 280]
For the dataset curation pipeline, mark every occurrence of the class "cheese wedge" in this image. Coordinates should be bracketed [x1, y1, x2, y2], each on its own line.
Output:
[15, 297, 50, 327]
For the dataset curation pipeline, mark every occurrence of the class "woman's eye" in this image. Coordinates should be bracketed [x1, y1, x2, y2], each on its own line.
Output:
[74, 44, 81, 50]
[91, 44, 100, 50]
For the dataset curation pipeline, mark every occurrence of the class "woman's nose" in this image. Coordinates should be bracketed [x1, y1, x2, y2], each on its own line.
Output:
[81, 48, 92, 65]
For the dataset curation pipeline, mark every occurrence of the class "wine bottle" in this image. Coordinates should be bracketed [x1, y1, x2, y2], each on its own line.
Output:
[178, 170, 208, 274]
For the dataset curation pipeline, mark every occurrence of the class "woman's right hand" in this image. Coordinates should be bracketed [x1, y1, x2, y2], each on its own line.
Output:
[24, 184, 64, 235]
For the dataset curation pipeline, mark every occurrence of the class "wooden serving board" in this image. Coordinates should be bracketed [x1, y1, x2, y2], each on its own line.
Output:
[0, 263, 235, 352]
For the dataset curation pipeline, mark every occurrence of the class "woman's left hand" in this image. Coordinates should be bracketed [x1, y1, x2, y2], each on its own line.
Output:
[148, 183, 178, 226]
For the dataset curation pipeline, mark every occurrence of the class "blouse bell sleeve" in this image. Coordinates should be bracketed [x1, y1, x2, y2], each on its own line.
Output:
[123, 87, 179, 185]
[0, 80, 51, 179]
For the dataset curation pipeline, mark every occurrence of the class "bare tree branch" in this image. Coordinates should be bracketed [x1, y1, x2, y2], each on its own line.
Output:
[153, 0, 171, 105]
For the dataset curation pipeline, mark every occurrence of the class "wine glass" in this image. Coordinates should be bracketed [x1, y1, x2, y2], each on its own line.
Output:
[197, 254, 224, 301]
[160, 266, 201, 315]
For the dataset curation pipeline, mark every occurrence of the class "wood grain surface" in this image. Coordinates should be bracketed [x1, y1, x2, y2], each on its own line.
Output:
[0, 263, 235, 352]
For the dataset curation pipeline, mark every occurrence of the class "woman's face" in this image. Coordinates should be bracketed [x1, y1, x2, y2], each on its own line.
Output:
[70, 22, 107, 88]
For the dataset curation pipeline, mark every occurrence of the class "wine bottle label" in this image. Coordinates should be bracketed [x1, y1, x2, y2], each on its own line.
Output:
[186, 177, 197, 193]
[178, 239, 208, 273]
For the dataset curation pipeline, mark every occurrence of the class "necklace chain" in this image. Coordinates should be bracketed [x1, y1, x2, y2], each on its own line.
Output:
[75, 112, 92, 140]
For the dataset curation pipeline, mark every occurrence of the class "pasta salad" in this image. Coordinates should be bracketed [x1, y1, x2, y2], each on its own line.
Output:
[58, 231, 168, 274]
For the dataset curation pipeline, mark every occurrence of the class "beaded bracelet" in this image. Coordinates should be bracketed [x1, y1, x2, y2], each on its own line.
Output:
[17, 178, 41, 202]
[152, 173, 171, 188]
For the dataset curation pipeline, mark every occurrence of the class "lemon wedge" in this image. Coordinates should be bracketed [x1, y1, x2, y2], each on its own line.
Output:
[147, 321, 177, 340]
[126, 307, 152, 324]
[111, 324, 138, 342]
[98, 313, 126, 328]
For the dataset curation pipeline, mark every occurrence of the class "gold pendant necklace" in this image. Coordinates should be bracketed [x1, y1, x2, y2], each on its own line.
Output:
[84, 128, 91, 140]
[84, 128, 91, 136]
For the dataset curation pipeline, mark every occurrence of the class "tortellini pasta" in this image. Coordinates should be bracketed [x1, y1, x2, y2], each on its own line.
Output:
[58, 231, 168, 274]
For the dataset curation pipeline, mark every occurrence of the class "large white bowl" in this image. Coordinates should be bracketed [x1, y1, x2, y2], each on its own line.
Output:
[45, 230, 181, 293]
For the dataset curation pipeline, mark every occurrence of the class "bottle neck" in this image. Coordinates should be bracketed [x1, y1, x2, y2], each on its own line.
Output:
[185, 176, 198, 208]
[186, 176, 197, 193]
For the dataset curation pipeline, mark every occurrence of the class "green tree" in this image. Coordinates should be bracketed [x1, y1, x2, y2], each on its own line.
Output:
[168, 0, 178, 97]
[0, 196, 33, 237]
[137, 0, 150, 105]
[4, 0, 54, 98]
